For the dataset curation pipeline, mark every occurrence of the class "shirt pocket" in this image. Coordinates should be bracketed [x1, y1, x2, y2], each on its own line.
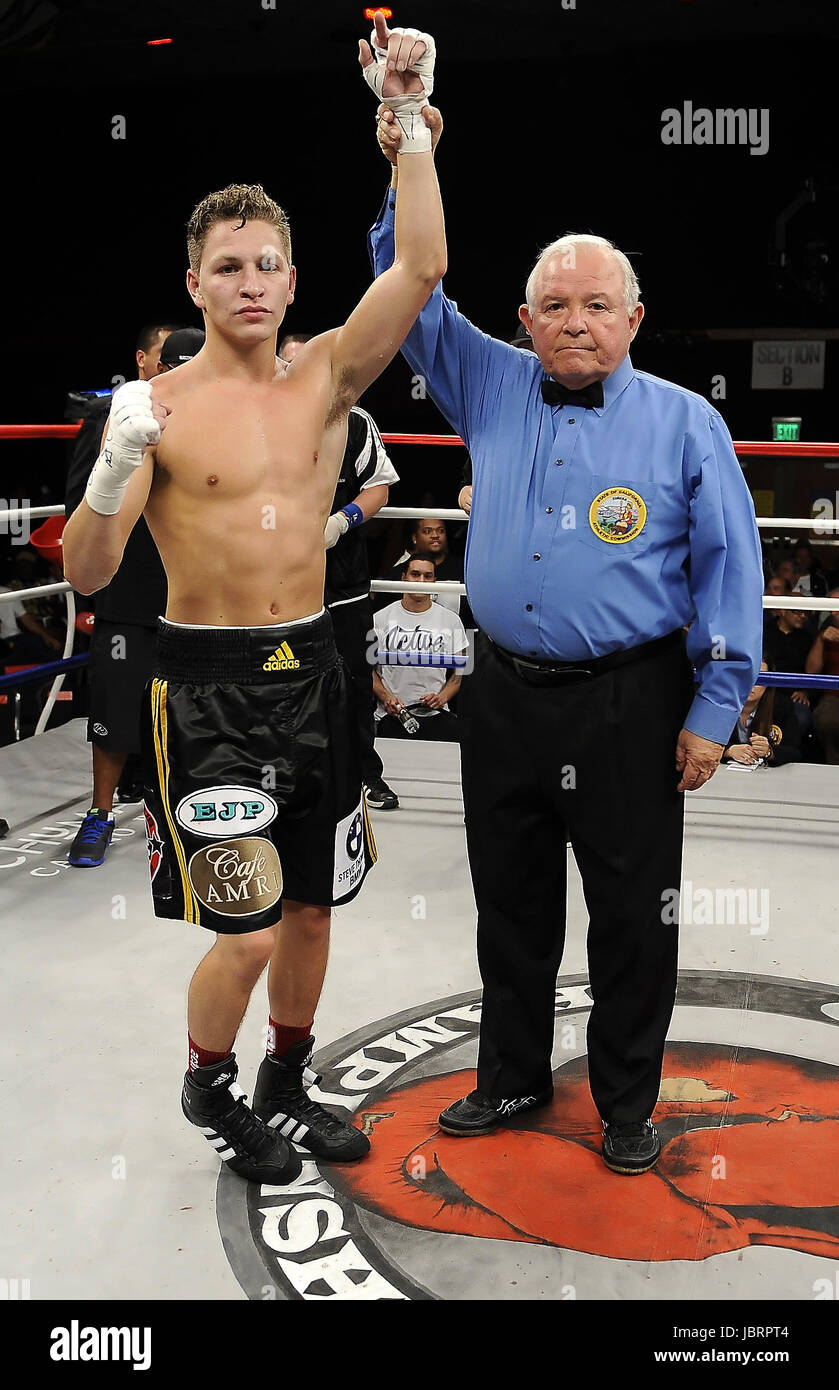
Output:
[569, 471, 658, 558]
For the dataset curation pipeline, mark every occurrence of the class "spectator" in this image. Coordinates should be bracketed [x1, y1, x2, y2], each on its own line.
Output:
[0, 549, 68, 739]
[806, 589, 839, 763]
[6, 550, 64, 658]
[0, 568, 26, 658]
[376, 516, 464, 618]
[762, 579, 814, 732]
[773, 555, 799, 590]
[792, 541, 828, 598]
[372, 552, 466, 743]
[763, 576, 789, 601]
[721, 660, 801, 767]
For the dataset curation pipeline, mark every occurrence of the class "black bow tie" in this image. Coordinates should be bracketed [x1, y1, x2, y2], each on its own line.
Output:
[541, 378, 604, 409]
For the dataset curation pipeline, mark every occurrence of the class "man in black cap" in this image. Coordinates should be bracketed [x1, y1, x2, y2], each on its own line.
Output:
[158, 327, 207, 371]
[66, 324, 203, 867]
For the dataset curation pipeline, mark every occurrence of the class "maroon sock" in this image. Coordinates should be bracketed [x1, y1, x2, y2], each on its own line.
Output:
[188, 1033, 234, 1072]
[267, 1017, 313, 1060]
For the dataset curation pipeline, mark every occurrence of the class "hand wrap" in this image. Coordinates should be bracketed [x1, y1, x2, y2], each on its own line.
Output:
[85, 380, 160, 516]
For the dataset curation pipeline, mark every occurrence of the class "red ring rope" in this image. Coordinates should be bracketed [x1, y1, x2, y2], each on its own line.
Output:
[3, 423, 839, 457]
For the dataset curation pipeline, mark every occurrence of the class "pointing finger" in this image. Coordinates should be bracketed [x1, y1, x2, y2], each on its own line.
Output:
[373, 10, 390, 45]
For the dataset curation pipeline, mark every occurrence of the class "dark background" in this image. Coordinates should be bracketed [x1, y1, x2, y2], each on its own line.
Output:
[1, 0, 838, 516]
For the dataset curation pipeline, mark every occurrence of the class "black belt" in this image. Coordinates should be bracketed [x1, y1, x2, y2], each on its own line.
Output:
[490, 630, 684, 685]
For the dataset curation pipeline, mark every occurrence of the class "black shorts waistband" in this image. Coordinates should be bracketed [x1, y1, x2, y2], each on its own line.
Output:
[490, 629, 685, 685]
[156, 611, 337, 684]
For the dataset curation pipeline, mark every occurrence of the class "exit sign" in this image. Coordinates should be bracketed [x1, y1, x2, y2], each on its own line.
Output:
[772, 417, 801, 442]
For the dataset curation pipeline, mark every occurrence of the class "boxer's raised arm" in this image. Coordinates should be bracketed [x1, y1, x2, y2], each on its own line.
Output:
[328, 16, 446, 412]
[331, 148, 445, 409]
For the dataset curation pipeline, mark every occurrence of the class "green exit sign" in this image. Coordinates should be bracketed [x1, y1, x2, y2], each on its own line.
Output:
[772, 417, 801, 442]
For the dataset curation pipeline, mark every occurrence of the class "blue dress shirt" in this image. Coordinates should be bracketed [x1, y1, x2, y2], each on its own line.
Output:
[368, 189, 764, 744]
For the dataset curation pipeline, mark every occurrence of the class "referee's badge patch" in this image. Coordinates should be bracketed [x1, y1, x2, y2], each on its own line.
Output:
[588, 487, 647, 544]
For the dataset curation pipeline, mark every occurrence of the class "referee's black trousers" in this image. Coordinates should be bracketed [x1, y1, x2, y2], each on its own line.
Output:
[458, 633, 695, 1125]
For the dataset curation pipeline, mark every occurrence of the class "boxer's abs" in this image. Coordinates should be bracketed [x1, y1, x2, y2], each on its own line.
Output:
[149, 503, 326, 628]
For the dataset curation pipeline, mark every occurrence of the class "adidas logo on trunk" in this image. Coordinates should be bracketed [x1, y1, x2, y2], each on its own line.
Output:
[263, 641, 300, 671]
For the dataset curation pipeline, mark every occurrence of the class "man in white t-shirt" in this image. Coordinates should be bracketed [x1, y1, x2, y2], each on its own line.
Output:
[0, 585, 26, 646]
[373, 553, 467, 742]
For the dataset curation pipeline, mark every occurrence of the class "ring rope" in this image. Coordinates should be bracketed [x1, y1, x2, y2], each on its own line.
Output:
[4, 421, 839, 459]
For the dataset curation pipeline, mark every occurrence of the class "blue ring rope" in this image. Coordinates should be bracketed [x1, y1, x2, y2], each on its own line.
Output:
[0, 653, 89, 692]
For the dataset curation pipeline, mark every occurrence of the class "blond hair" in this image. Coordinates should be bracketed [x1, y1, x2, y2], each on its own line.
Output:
[186, 183, 291, 273]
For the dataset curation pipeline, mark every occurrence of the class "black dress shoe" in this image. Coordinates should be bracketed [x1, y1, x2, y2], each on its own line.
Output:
[602, 1119, 661, 1175]
[438, 1086, 553, 1137]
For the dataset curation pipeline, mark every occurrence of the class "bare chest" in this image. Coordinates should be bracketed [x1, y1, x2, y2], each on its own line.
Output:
[154, 386, 342, 502]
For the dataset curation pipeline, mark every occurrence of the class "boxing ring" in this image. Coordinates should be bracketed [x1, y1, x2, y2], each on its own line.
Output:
[1, 423, 839, 1307]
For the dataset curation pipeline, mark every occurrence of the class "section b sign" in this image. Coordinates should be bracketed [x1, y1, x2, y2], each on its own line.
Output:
[751, 340, 824, 391]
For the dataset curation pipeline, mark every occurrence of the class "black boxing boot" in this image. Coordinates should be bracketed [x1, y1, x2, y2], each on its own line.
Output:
[252, 1037, 370, 1162]
[182, 1053, 302, 1184]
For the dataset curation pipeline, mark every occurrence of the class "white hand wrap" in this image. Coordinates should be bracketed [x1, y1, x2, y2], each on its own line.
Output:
[324, 512, 350, 550]
[85, 380, 161, 516]
[363, 26, 436, 153]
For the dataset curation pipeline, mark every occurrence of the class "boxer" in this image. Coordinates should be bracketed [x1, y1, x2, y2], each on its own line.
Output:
[63, 13, 445, 1185]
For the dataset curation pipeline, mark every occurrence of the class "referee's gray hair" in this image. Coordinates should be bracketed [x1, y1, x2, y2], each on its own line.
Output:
[525, 234, 641, 315]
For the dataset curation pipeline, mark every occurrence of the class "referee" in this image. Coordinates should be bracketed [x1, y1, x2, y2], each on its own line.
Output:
[370, 114, 763, 1175]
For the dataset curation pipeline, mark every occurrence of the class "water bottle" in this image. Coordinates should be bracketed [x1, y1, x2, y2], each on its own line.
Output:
[396, 706, 420, 735]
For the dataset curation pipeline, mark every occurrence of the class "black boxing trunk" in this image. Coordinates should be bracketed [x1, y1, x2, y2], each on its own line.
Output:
[141, 609, 377, 933]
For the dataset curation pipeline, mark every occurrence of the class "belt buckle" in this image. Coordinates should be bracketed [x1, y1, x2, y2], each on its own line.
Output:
[511, 655, 549, 679]
[512, 655, 591, 680]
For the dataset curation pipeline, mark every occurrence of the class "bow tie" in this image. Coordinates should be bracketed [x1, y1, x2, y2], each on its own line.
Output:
[541, 378, 604, 409]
